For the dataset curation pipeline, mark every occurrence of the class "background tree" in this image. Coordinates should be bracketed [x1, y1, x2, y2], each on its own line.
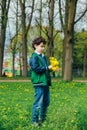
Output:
[59, 0, 87, 81]
[19, 0, 35, 76]
[39, 0, 42, 36]
[1, 0, 87, 79]
[47, 0, 55, 57]
[0, 0, 11, 76]
[10, 35, 20, 77]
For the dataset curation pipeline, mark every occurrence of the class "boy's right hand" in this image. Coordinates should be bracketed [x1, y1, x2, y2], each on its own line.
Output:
[48, 65, 52, 70]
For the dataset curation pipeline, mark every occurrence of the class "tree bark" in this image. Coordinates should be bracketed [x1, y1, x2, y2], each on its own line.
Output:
[63, 0, 77, 81]
[83, 49, 87, 77]
[12, 53, 15, 77]
[0, 0, 10, 76]
[39, 0, 42, 36]
[47, 0, 54, 57]
[19, 0, 35, 76]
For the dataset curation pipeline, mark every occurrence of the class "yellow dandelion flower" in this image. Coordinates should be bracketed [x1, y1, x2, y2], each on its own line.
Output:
[49, 57, 60, 71]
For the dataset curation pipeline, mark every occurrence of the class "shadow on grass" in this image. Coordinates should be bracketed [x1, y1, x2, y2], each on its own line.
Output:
[0, 123, 5, 130]
[77, 107, 87, 130]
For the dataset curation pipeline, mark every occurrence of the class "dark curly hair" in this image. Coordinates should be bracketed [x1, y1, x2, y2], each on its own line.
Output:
[32, 37, 46, 49]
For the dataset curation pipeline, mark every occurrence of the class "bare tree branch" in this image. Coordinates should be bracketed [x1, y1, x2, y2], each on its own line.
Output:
[35, 18, 48, 36]
[26, 0, 35, 35]
[58, 0, 64, 31]
[74, 6, 87, 24]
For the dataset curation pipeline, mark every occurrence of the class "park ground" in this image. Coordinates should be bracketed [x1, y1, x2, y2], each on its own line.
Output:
[0, 79, 87, 130]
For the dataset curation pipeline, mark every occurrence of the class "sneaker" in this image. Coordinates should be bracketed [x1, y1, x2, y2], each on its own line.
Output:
[39, 118, 46, 123]
[38, 119, 46, 126]
[32, 122, 39, 127]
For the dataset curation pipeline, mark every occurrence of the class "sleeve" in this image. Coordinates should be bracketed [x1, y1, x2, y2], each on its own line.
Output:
[29, 55, 47, 73]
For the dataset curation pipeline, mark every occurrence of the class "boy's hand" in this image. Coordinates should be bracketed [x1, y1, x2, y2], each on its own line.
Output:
[48, 65, 52, 70]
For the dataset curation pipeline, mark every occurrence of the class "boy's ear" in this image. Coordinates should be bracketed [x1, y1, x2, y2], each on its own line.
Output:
[34, 44, 37, 48]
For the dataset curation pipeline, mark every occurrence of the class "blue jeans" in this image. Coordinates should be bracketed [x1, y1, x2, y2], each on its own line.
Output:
[32, 85, 50, 123]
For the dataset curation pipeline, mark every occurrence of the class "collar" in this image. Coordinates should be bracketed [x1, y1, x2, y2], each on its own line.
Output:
[35, 51, 44, 57]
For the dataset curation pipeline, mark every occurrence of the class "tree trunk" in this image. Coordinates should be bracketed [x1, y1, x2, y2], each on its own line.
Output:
[62, 38, 66, 77]
[12, 53, 15, 77]
[63, 36, 73, 80]
[22, 34, 27, 76]
[0, 35, 4, 76]
[19, 0, 35, 76]
[19, 0, 28, 76]
[60, 0, 69, 77]
[47, 0, 54, 57]
[0, 0, 10, 76]
[19, 52, 22, 76]
[39, 0, 42, 36]
[63, 0, 77, 81]
[82, 49, 87, 77]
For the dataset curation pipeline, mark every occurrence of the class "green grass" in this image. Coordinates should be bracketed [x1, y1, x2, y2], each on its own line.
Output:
[0, 81, 87, 130]
[0, 76, 30, 80]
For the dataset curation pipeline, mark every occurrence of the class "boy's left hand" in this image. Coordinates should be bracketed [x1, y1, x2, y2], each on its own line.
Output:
[48, 65, 52, 70]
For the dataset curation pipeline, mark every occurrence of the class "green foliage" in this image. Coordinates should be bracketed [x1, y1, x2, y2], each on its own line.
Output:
[73, 30, 87, 68]
[0, 81, 87, 129]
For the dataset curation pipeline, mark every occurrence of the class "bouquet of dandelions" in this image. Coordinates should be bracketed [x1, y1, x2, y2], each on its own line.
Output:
[49, 57, 59, 71]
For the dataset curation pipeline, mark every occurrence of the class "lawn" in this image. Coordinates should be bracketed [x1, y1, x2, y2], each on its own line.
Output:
[0, 81, 87, 130]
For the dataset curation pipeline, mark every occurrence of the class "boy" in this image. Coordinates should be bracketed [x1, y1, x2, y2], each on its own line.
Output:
[29, 37, 52, 126]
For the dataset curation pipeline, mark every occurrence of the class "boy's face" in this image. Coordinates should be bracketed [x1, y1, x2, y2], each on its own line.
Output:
[34, 42, 45, 54]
